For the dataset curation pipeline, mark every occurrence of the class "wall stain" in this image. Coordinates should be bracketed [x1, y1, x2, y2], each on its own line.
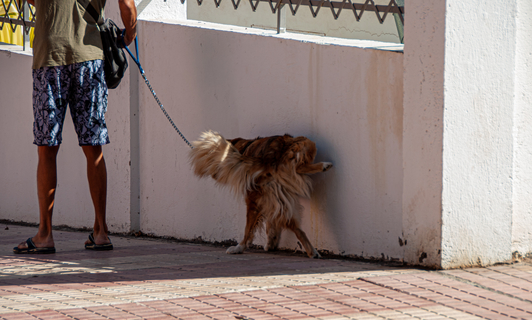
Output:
[365, 50, 403, 194]
[419, 252, 428, 263]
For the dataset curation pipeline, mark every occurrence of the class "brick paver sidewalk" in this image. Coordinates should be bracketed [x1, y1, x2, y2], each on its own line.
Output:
[1, 224, 531, 319]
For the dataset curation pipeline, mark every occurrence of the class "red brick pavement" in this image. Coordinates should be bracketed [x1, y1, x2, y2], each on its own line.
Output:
[2, 225, 532, 319]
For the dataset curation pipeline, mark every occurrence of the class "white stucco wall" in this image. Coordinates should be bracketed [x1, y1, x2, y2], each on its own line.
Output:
[403, 0, 530, 268]
[512, 0, 532, 258]
[440, 0, 517, 268]
[136, 20, 404, 260]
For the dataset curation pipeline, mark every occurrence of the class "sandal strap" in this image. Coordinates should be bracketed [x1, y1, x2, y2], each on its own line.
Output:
[26, 237, 36, 249]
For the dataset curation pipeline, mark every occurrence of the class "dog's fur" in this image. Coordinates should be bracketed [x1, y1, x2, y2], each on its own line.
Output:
[189, 130, 332, 258]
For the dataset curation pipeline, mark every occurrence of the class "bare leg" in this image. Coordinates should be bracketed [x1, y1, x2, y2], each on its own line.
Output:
[17, 146, 59, 250]
[82, 146, 110, 246]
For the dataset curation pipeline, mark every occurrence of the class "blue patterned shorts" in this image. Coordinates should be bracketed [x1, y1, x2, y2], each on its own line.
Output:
[32, 60, 110, 146]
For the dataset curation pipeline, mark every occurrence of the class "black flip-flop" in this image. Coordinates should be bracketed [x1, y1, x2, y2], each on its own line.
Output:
[85, 233, 113, 251]
[13, 238, 56, 254]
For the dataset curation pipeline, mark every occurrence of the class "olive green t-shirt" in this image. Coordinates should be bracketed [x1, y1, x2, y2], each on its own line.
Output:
[32, 0, 106, 69]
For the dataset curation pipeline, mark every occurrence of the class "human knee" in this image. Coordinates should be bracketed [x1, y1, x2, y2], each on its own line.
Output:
[82, 146, 104, 164]
[38, 146, 60, 160]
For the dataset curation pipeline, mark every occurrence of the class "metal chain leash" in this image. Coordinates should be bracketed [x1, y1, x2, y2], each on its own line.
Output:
[124, 36, 194, 149]
[140, 72, 194, 149]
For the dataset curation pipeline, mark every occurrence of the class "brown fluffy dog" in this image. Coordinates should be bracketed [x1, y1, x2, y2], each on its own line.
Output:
[189, 130, 332, 258]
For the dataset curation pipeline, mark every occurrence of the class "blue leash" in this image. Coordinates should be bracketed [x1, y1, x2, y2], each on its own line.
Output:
[124, 36, 145, 74]
[124, 37, 193, 149]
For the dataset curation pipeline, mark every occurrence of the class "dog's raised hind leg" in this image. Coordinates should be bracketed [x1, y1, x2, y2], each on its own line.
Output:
[296, 162, 333, 175]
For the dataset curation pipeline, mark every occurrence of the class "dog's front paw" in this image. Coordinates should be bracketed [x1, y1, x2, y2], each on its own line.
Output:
[226, 244, 245, 254]
[322, 162, 333, 172]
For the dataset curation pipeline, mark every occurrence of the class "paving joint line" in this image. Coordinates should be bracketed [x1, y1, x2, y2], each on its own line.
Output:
[264, 286, 358, 320]
[227, 274, 324, 288]
[145, 273, 306, 297]
[72, 273, 200, 304]
[18, 273, 186, 319]
[360, 277, 511, 320]
[339, 281, 458, 320]
[77, 308, 113, 320]
[315, 282, 433, 320]
[486, 266, 532, 286]
[153, 275, 369, 319]
[0, 300, 41, 319]
[143, 278, 261, 297]
[481, 267, 532, 293]
[213, 291, 290, 320]
[415, 273, 532, 316]
[2, 283, 106, 320]
[167, 297, 246, 320]
[437, 270, 532, 305]
[288, 284, 389, 319]
[248, 289, 327, 319]
[0, 283, 97, 315]
[201, 274, 409, 320]
[190, 295, 263, 320]
[109, 301, 181, 320]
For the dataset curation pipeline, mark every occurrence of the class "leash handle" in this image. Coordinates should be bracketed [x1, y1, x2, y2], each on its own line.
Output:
[124, 35, 145, 75]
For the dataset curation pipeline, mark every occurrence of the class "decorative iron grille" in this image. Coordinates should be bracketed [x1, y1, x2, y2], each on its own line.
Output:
[0, 0, 34, 32]
[190, 0, 404, 24]
[188, 0, 403, 41]
[1, 0, 403, 45]
[0, 0, 34, 49]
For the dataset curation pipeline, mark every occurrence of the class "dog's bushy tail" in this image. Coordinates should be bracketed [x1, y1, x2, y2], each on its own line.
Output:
[189, 131, 259, 196]
[189, 130, 318, 221]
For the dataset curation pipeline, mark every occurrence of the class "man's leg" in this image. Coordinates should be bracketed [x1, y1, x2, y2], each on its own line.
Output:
[82, 145, 111, 246]
[66, 60, 110, 247]
[16, 146, 59, 250]
[16, 65, 69, 252]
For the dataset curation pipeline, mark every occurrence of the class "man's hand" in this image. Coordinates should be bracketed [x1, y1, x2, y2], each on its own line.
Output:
[118, 0, 137, 46]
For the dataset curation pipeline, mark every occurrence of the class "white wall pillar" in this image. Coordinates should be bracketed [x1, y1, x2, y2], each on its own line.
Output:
[404, 0, 522, 268]
[512, 0, 532, 258]
[440, 0, 517, 268]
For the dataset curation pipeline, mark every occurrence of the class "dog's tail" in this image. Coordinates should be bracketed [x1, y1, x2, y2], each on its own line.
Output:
[189, 131, 260, 195]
